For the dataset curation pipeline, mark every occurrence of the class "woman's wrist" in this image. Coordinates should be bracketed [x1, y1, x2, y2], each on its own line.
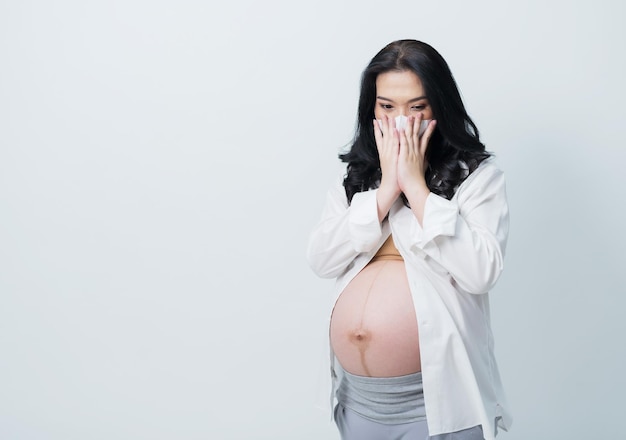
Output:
[376, 181, 401, 222]
[402, 179, 429, 198]
[403, 183, 430, 225]
[378, 180, 402, 200]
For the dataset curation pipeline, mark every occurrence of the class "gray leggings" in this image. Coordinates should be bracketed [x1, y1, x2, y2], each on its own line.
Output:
[334, 403, 484, 440]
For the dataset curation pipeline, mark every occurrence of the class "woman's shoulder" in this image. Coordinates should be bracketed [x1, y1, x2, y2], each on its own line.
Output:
[477, 156, 504, 175]
[470, 156, 504, 178]
[456, 157, 505, 194]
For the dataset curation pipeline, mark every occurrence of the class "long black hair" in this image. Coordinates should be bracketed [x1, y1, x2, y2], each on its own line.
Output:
[340, 39, 490, 203]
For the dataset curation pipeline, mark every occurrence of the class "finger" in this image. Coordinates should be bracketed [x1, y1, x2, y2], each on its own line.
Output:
[373, 120, 383, 151]
[402, 115, 418, 155]
[411, 113, 423, 144]
[385, 116, 399, 141]
[382, 114, 397, 141]
[398, 125, 408, 158]
[389, 114, 396, 130]
[377, 116, 396, 153]
[383, 114, 396, 139]
[404, 115, 415, 138]
[419, 119, 437, 156]
[380, 114, 389, 135]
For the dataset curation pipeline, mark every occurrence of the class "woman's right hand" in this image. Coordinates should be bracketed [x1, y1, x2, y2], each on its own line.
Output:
[373, 116, 402, 221]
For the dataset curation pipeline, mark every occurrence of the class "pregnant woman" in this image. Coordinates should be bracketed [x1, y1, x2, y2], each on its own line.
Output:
[307, 40, 512, 440]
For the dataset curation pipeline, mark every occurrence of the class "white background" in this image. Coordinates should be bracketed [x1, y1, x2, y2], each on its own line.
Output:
[1, 1, 625, 438]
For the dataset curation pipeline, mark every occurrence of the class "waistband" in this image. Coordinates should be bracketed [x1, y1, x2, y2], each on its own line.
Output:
[335, 363, 426, 424]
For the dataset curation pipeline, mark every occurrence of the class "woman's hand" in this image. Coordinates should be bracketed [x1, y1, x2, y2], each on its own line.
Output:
[397, 115, 436, 192]
[373, 115, 402, 222]
[398, 115, 437, 225]
[373, 115, 402, 195]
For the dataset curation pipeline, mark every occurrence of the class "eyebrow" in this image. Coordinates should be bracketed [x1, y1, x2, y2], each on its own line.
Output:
[376, 95, 428, 103]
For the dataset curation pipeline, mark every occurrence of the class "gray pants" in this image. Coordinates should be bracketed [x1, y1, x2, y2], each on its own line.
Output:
[334, 403, 484, 440]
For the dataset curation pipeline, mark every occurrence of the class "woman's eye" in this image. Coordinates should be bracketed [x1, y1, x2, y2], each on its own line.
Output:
[411, 105, 426, 111]
[379, 103, 393, 110]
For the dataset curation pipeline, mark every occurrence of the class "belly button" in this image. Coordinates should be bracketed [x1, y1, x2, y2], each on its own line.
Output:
[350, 329, 370, 343]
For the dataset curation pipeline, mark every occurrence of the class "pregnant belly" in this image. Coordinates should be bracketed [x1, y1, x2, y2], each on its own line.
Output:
[330, 260, 420, 377]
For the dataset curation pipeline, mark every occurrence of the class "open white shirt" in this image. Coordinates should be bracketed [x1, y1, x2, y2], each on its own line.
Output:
[306, 159, 512, 439]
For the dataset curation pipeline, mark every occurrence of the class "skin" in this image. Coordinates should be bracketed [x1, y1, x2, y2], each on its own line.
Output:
[330, 70, 435, 377]
[372, 70, 437, 225]
[330, 257, 420, 377]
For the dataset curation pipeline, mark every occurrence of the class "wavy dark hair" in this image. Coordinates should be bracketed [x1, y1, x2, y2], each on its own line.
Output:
[340, 39, 490, 203]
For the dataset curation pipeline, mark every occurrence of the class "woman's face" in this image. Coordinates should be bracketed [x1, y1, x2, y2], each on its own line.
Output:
[373, 70, 433, 121]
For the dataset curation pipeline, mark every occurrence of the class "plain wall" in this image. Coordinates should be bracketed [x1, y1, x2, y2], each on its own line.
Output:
[1, 1, 624, 438]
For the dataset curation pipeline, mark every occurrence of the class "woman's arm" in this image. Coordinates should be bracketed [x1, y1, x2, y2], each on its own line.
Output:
[398, 161, 509, 294]
[306, 174, 384, 279]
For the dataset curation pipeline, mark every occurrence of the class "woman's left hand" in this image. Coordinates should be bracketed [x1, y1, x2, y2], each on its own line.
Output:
[397, 115, 436, 193]
[397, 115, 437, 225]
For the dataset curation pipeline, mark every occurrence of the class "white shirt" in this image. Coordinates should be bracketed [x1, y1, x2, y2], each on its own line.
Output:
[306, 159, 512, 439]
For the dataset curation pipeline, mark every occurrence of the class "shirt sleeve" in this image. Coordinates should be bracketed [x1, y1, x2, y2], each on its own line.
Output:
[306, 173, 383, 279]
[405, 161, 509, 294]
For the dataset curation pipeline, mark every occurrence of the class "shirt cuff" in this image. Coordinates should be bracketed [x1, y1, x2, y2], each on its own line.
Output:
[412, 193, 458, 248]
